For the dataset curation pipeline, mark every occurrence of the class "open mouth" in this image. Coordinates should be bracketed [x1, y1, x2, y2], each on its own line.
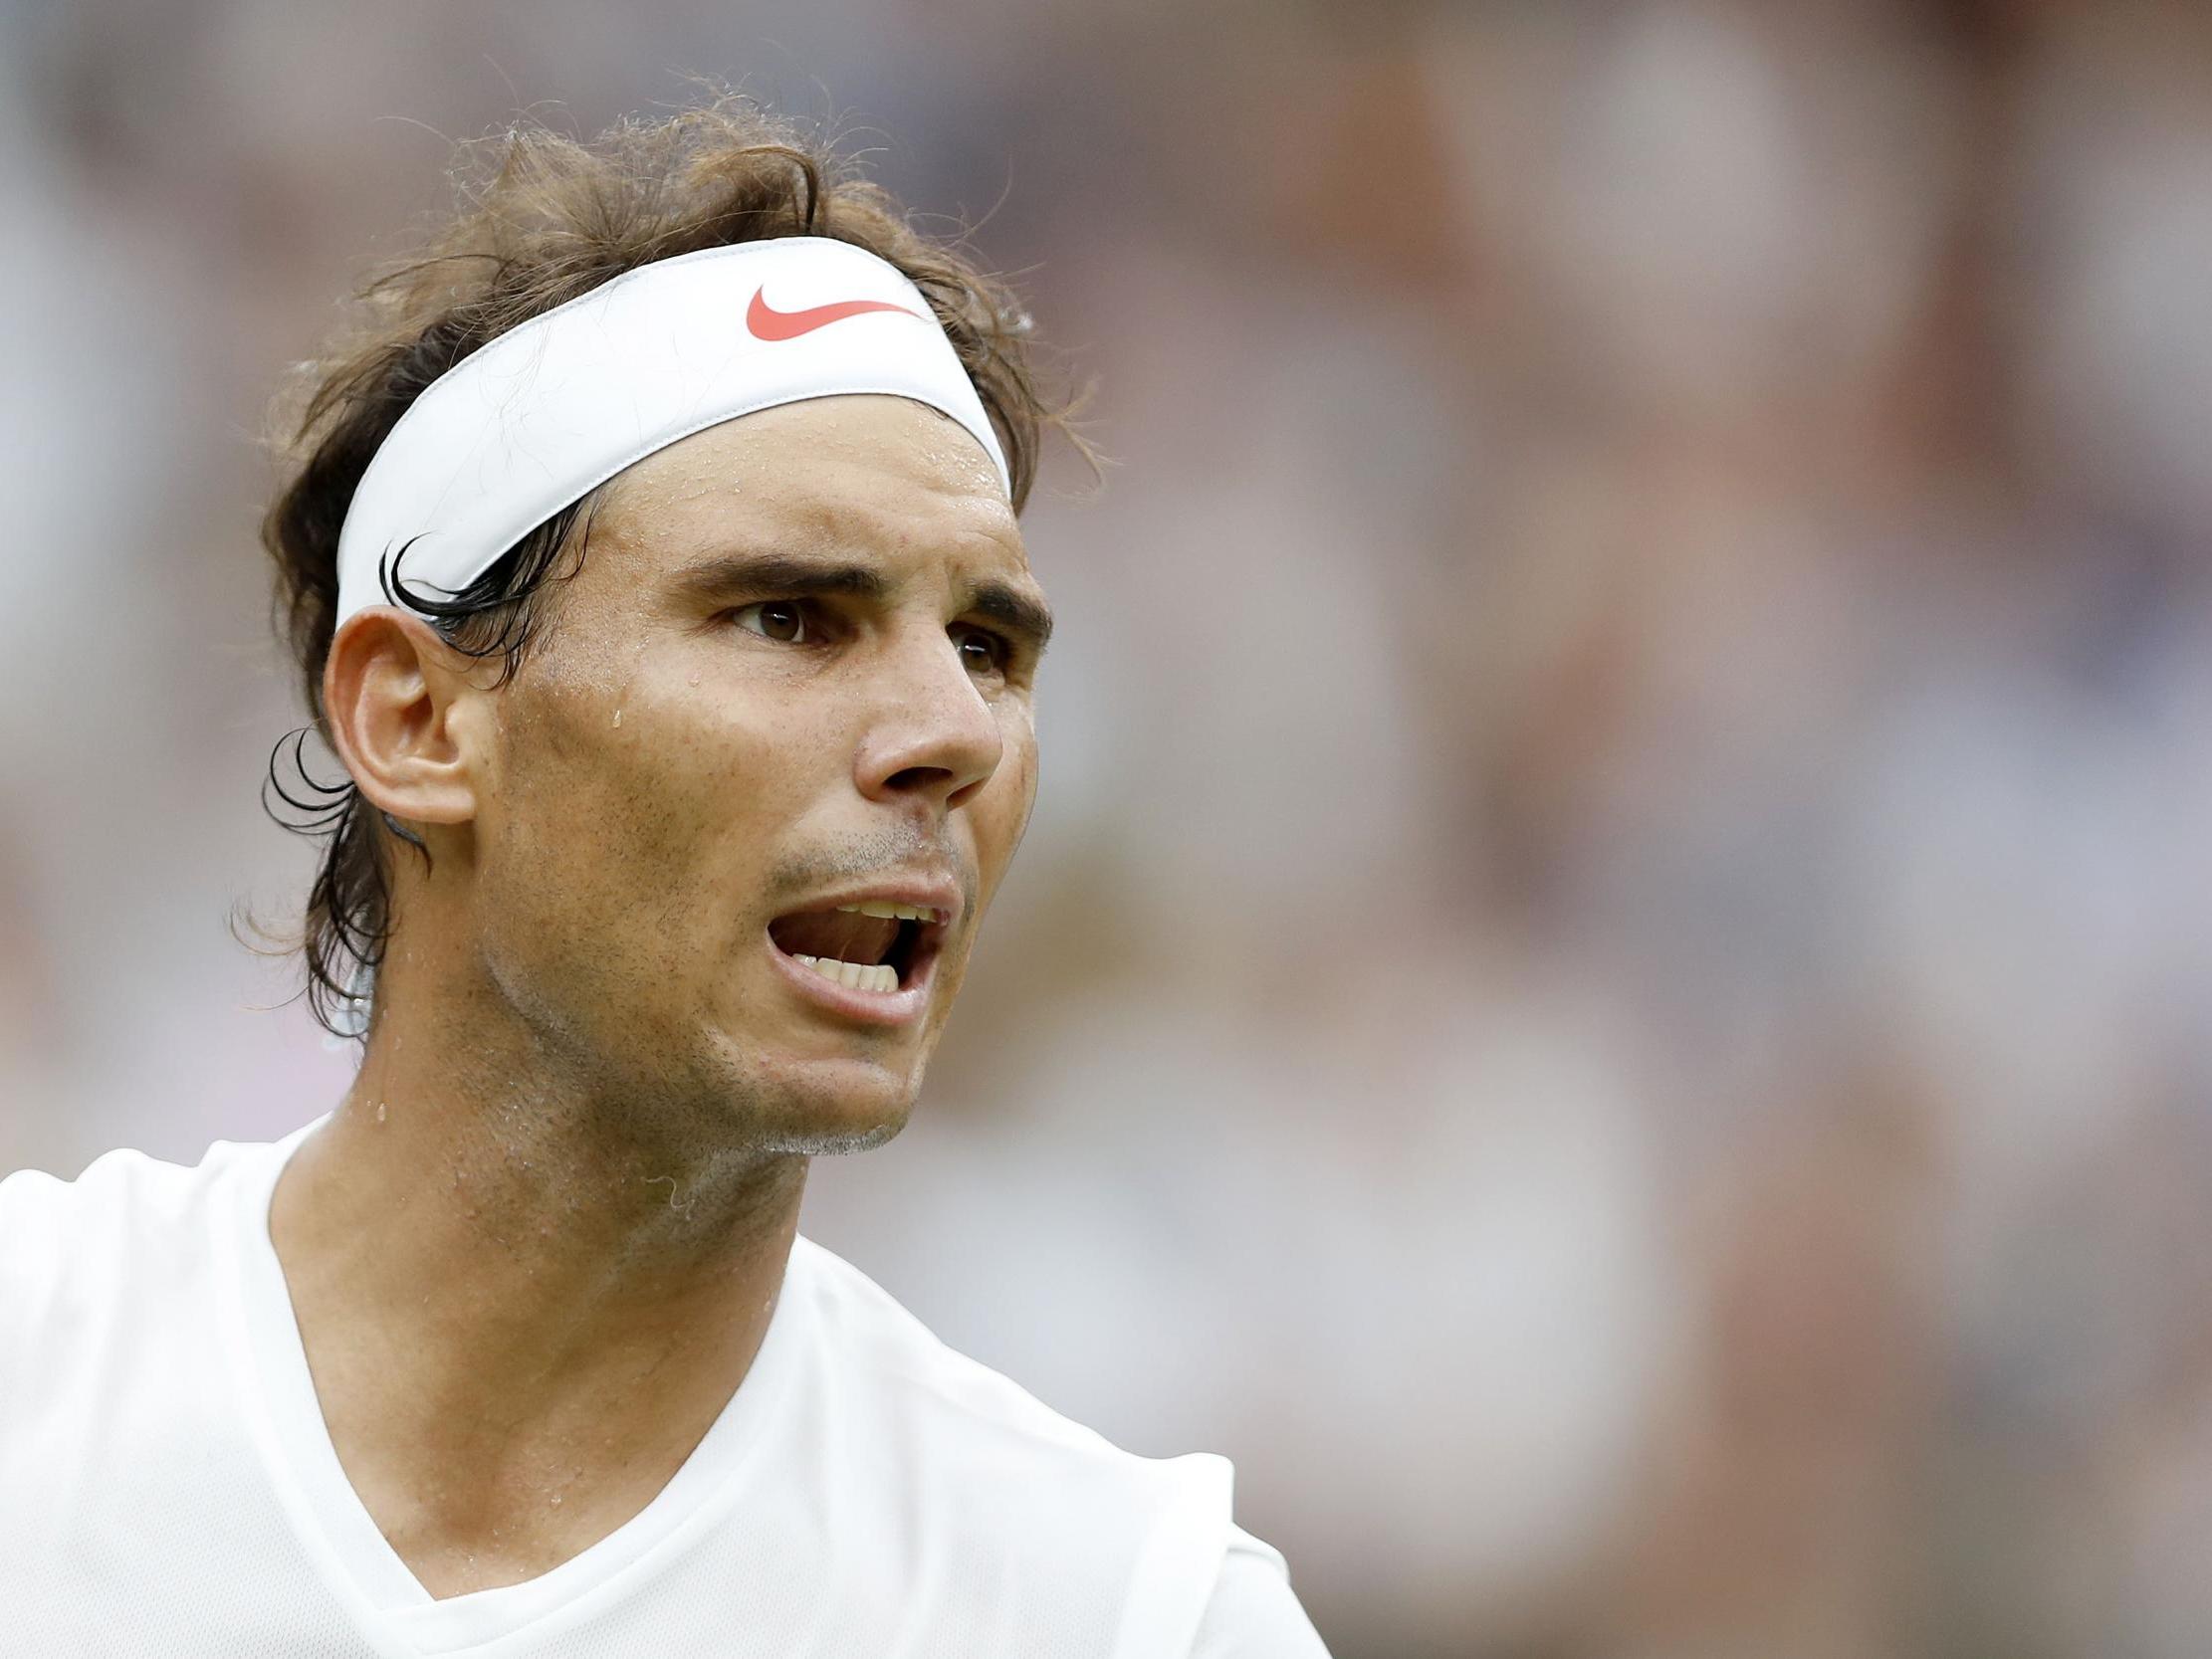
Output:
[767, 900, 947, 996]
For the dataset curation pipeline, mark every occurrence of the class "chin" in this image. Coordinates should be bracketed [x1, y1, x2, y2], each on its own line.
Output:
[750, 1102, 911, 1157]
[738, 1053, 921, 1156]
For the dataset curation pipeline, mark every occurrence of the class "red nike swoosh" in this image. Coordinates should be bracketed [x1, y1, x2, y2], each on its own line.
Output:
[746, 290, 924, 341]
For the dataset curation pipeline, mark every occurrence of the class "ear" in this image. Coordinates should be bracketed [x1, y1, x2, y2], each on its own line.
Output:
[322, 607, 490, 833]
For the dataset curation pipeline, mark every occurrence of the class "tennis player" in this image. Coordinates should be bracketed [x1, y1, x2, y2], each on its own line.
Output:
[0, 100, 1329, 1656]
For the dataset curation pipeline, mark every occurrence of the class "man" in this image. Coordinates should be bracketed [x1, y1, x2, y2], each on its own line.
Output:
[0, 99, 1329, 1656]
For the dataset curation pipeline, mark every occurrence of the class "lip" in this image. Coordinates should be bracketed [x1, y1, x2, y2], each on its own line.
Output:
[764, 877, 961, 1028]
[783, 878, 964, 930]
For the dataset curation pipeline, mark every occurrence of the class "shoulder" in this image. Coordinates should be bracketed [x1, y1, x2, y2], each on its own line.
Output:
[785, 1235, 1244, 1645]
[0, 1137, 258, 1356]
[789, 1233, 1216, 1486]
[1, 1142, 203, 1278]
[1190, 1526, 1334, 1658]
[1, 1135, 249, 1244]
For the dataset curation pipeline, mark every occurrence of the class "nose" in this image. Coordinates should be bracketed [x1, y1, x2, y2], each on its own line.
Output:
[853, 628, 1004, 813]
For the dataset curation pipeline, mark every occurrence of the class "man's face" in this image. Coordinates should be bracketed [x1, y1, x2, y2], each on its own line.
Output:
[451, 395, 1047, 1150]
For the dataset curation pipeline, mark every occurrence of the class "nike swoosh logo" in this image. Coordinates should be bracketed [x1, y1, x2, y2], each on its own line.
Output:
[746, 289, 924, 341]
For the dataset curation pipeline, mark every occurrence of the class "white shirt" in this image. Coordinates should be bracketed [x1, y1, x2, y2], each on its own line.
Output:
[0, 1119, 1329, 1657]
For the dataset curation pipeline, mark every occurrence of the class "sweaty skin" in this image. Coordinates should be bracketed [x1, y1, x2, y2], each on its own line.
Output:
[270, 395, 1049, 1596]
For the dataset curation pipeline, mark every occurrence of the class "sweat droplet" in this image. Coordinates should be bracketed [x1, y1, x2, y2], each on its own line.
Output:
[375, 1100, 386, 1124]
[611, 708, 623, 728]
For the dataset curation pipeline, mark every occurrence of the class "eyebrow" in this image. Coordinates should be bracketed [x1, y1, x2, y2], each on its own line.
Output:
[671, 550, 1054, 656]
[671, 552, 891, 605]
[967, 579, 1055, 656]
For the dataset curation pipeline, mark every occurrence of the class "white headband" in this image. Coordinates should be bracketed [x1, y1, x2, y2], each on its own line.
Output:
[332, 237, 1012, 632]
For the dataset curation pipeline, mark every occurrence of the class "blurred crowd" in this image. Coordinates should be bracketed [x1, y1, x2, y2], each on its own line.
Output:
[5, 1, 2212, 1653]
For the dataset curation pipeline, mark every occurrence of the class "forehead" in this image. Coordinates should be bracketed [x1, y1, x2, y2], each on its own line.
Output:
[580, 395, 1024, 588]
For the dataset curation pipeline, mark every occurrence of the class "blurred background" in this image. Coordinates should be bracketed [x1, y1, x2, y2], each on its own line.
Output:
[4, 0, 2211, 1653]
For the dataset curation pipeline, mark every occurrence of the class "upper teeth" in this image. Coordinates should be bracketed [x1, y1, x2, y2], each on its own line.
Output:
[836, 902, 939, 923]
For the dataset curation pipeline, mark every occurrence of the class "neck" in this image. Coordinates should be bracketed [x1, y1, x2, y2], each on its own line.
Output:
[268, 962, 807, 1572]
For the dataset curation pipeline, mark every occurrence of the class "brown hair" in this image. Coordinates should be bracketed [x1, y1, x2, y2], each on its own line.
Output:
[250, 92, 1075, 1043]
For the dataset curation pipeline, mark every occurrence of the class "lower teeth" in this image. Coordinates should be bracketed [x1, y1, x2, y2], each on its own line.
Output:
[791, 953, 898, 993]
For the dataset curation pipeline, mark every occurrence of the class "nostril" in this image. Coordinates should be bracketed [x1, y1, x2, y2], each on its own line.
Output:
[884, 764, 958, 794]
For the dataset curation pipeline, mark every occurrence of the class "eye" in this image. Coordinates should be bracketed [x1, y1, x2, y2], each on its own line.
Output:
[953, 626, 1010, 677]
[731, 601, 810, 643]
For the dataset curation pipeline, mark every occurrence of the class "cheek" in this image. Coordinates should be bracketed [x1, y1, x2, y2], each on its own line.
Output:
[972, 724, 1039, 903]
[608, 695, 827, 892]
[487, 679, 814, 928]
